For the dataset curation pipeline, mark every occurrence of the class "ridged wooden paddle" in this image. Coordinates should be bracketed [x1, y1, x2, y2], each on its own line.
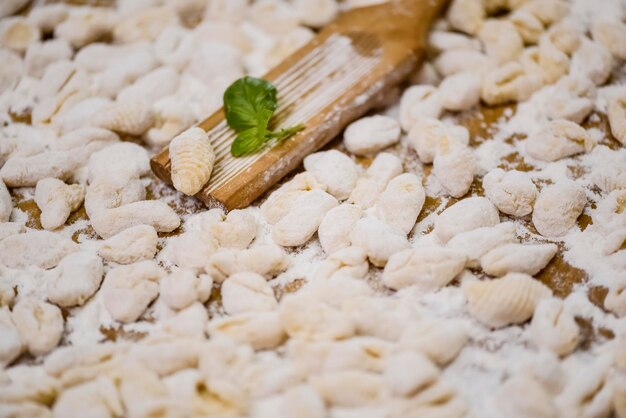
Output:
[151, 0, 448, 210]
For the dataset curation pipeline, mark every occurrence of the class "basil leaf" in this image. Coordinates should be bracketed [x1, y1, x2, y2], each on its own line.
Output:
[223, 76, 304, 157]
[223, 76, 278, 131]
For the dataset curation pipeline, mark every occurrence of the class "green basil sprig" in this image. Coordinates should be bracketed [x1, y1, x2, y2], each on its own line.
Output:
[223, 76, 304, 157]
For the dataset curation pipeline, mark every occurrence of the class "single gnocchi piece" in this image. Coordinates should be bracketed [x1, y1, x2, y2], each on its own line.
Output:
[208, 311, 285, 350]
[98, 225, 158, 264]
[592, 20, 626, 61]
[408, 118, 469, 164]
[318, 204, 363, 255]
[84, 177, 146, 218]
[0, 151, 79, 187]
[0, 230, 77, 269]
[399, 319, 468, 365]
[34, 178, 84, 230]
[12, 298, 64, 356]
[382, 246, 466, 291]
[570, 39, 613, 86]
[272, 190, 338, 247]
[88, 141, 150, 184]
[0, 17, 40, 53]
[433, 141, 476, 198]
[92, 100, 155, 136]
[210, 209, 257, 249]
[101, 260, 164, 323]
[53, 7, 117, 48]
[463, 273, 552, 328]
[310, 370, 387, 407]
[483, 168, 537, 217]
[545, 76, 596, 124]
[293, 0, 338, 27]
[537, 34, 570, 84]
[312, 246, 369, 281]
[261, 172, 326, 224]
[530, 297, 579, 356]
[446, 222, 517, 268]
[525, 119, 594, 162]
[52, 377, 123, 418]
[509, 9, 544, 45]
[166, 230, 218, 273]
[481, 61, 542, 105]
[348, 152, 402, 209]
[588, 146, 626, 192]
[554, 359, 614, 418]
[399, 85, 442, 131]
[160, 268, 212, 311]
[375, 173, 425, 234]
[492, 376, 558, 418]
[205, 244, 290, 282]
[343, 115, 400, 156]
[434, 197, 500, 243]
[47, 252, 104, 308]
[303, 150, 358, 200]
[117, 66, 179, 109]
[532, 181, 586, 237]
[446, 0, 485, 35]
[384, 351, 440, 397]
[0, 178, 11, 223]
[480, 243, 557, 277]
[434, 49, 494, 77]
[350, 217, 411, 267]
[605, 280, 626, 317]
[279, 293, 355, 341]
[169, 127, 215, 196]
[0, 307, 23, 368]
[90, 200, 181, 239]
[607, 93, 626, 146]
[428, 30, 481, 53]
[221, 272, 277, 315]
[478, 19, 524, 64]
[143, 96, 195, 147]
[437, 72, 481, 112]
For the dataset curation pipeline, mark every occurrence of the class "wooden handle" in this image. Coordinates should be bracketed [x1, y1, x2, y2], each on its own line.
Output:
[151, 0, 448, 210]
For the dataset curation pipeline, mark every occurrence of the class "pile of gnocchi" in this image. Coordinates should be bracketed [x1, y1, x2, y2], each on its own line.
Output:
[0, 0, 626, 417]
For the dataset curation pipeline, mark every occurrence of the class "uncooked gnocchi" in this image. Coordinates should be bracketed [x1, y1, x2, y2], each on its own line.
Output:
[480, 242, 557, 277]
[374, 173, 425, 234]
[532, 180, 586, 237]
[529, 297, 579, 356]
[382, 246, 466, 291]
[34, 178, 85, 230]
[12, 298, 64, 356]
[343, 115, 400, 156]
[98, 224, 158, 264]
[483, 169, 537, 217]
[463, 273, 552, 328]
[434, 197, 500, 243]
[221, 272, 277, 315]
[47, 252, 104, 307]
[169, 126, 215, 196]
[318, 204, 362, 255]
[303, 150, 358, 200]
[101, 260, 164, 323]
[350, 217, 411, 267]
[525, 119, 594, 162]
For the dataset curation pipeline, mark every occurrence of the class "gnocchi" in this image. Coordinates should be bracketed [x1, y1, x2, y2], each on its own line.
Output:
[382, 246, 466, 291]
[47, 252, 104, 308]
[0, 307, 23, 367]
[408, 118, 469, 164]
[34, 178, 84, 230]
[348, 152, 402, 209]
[483, 169, 537, 217]
[433, 141, 476, 198]
[445, 222, 517, 268]
[101, 260, 164, 323]
[480, 243, 557, 277]
[529, 297, 579, 356]
[0, 230, 77, 269]
[532, 180, 586, 237]
[90, 200, 181, 239]
[525, 119, 594, 162]
[343, 115, 400, 156]
[303, 150, 358, 200]
[350, 217, 411, 267]
[272, 190, 338, 247]
[98, 225, 158, 264]
[318, 204, 363, 255]
[169, 127, 215, 196]
[160, 268, 212, 311]
[12, 298, 64, 356]
[221, 272, 277, 315]
[607, 93, 626, 146]
[375, 173, 425, 234]
[463, 273, 552, 328]
[434, 197, 500, 243]
[399, 85, 442, 132]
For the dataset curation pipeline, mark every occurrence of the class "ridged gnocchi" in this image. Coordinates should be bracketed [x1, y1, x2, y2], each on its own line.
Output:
[463, 273, 552, 328]
[169, 127, 215, 196]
